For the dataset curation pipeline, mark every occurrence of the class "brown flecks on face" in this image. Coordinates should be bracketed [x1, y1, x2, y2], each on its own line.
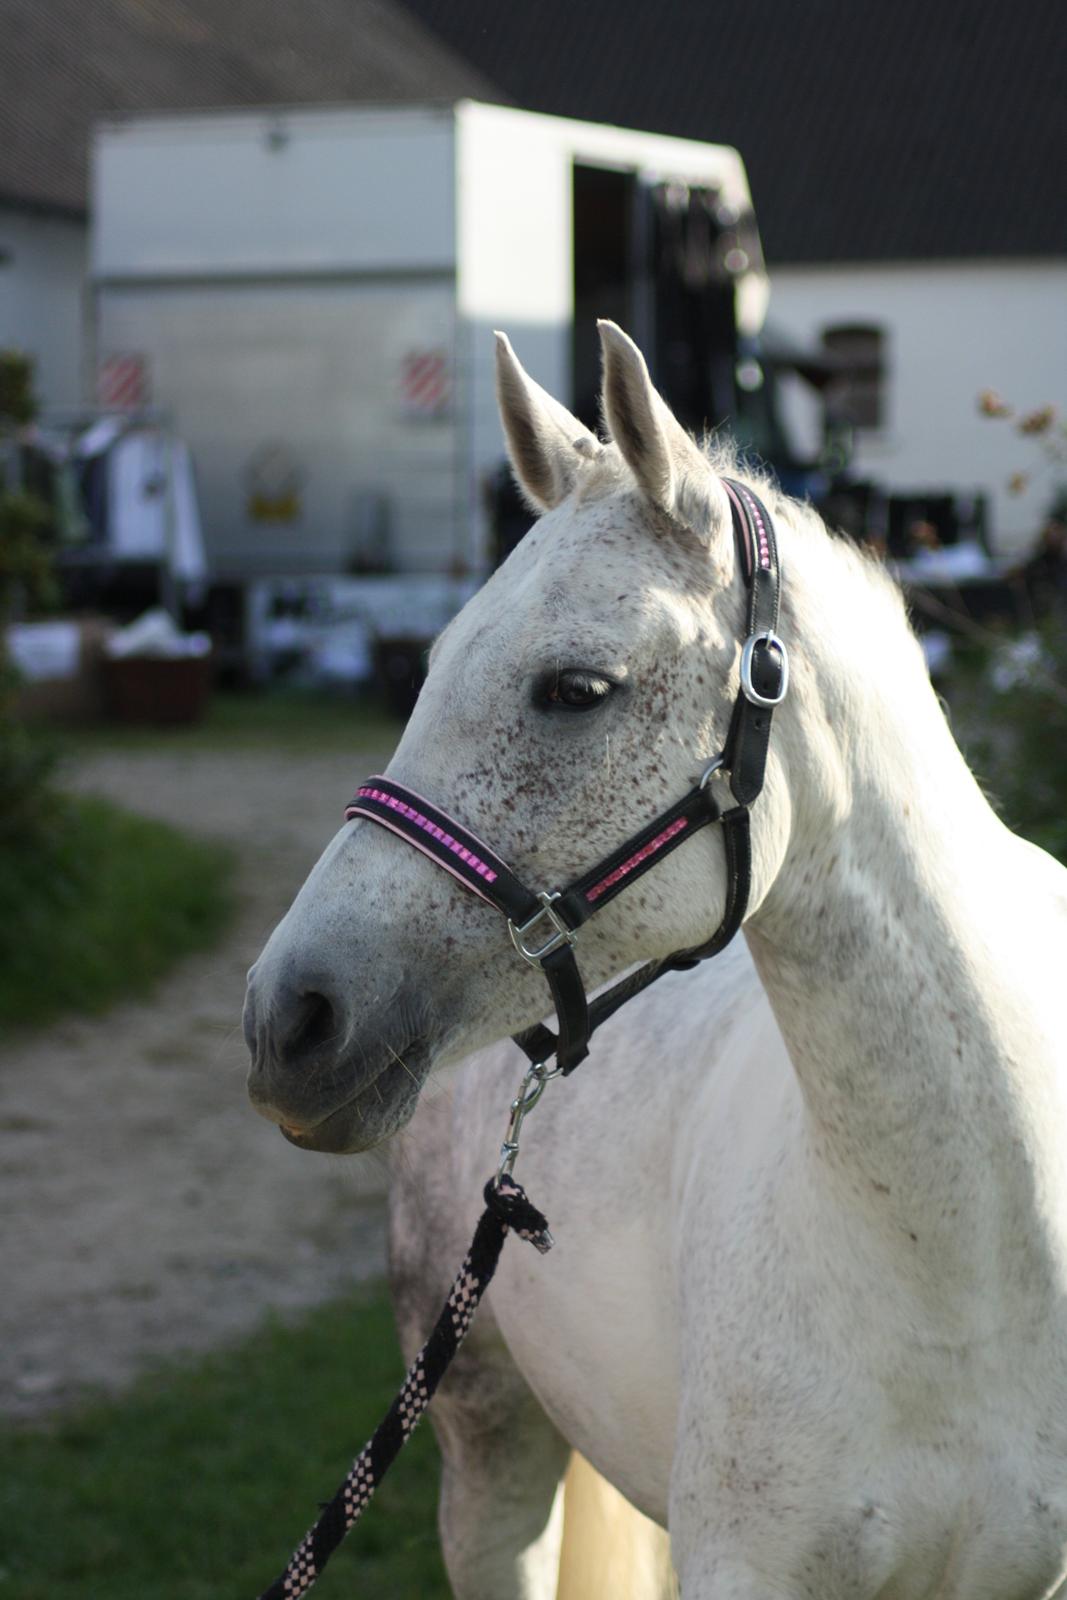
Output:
[384, 457, 749, 998]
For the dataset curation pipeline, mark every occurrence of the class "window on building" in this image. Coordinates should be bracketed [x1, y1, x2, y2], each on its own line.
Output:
[821, 323, 886, 431]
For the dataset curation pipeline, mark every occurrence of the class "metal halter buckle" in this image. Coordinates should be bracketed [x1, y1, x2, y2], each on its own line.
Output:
[740, 630, 789, 708]
[699, 755, 726, 789]
[508, 891, 576, 966]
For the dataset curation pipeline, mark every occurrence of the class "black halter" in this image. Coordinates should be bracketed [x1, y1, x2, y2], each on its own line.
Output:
[346, 478, 787, 1076]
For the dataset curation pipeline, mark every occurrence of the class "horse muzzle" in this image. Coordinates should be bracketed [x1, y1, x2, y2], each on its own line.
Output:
[243, 956, 433, 1153]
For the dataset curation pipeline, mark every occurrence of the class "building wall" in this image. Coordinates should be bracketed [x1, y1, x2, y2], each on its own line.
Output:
[769, 259, 1067, 558]
[0, 207, 87, 408]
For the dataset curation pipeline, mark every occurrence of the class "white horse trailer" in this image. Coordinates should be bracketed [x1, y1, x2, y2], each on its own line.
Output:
[91, 100, 767, 637]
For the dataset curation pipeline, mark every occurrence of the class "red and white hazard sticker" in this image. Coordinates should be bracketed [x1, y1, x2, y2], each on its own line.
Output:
[399, 348, 450, 420]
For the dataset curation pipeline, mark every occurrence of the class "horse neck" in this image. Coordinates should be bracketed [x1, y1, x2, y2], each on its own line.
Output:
[742, 526, 1066, 1290]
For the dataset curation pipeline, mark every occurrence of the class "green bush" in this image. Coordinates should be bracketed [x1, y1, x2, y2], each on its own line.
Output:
[0, 793, 234, 1029]
[0, 685, 61, 853]
[0, 347, 62, 871]
[951, 617, 1067, 865]
[0, 349, 37, 427]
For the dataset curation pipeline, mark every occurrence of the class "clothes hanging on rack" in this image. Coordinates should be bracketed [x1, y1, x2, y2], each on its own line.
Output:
[28, 414, 208, 585]
[107, 431, 206, 582]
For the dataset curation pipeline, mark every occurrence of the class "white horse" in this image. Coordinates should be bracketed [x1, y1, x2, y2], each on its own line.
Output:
[244, 322, 1067, 1599]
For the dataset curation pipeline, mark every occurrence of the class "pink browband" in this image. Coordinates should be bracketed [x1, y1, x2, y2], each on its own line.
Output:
[346, 784, 500, 906]
[348, 785, 499, 882]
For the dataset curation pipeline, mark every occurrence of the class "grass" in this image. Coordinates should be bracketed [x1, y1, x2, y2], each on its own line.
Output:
[0, 1285, 449, 1600]
[0, 793, 235, 1030]
[58, 687, 405, 757]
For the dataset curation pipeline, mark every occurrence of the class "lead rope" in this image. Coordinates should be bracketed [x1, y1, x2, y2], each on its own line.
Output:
[255, 1063, 556, 1600]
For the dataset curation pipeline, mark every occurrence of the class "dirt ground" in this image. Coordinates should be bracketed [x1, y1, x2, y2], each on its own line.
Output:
[1, 743, 394, 1422]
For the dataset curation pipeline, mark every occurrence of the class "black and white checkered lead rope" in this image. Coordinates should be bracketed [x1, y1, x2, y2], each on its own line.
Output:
[256, 1174, 553, 1600]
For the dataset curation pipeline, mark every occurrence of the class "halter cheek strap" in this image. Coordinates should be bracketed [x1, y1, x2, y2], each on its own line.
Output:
[346, 777, 598, 1071]
[345, 478, 786, 1076]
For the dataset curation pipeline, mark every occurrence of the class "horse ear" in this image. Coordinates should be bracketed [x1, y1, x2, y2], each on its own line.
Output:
[495, 331, 600, 512]
[598, 320, 725, 540]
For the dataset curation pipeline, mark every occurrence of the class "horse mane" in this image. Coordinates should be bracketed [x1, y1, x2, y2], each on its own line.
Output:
[577, 429, 911, 635]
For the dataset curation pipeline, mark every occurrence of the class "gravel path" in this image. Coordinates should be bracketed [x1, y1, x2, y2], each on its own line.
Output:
[1, 743, 393, 1421]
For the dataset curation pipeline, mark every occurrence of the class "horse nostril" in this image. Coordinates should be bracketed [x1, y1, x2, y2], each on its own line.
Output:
[287, 991, 339, 1061]
[248, 969, 348, 1079]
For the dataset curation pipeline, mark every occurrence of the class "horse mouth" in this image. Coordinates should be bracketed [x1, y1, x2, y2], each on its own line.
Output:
[275, 1043, 431, 1154]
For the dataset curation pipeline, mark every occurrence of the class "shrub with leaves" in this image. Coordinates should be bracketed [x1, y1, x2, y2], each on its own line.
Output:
[977, 388, 1067, 501]
[0, 349, 36, 427]
[0, 351, 61, 858]
[0, 488, 57, 618]
[952, 617, 1067, 866]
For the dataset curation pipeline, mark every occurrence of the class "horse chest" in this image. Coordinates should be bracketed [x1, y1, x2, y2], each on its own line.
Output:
[680, 1287, 1067, 1597]
[663, 1078, 1067, 1593]
[684, 1448, 1067, 1598]
[490, 1201, 680, 1521]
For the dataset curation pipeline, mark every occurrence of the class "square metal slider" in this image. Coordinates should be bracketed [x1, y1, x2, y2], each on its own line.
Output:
[508, 891, 577, 966]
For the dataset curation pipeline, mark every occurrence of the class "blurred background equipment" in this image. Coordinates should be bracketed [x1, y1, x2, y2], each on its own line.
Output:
[0, 0, 1063, 698]
[23, 410, 207, 615]
[1, 0, 1055, 758]
[88, 100, 770, 691]
[90, 103, 767, 578]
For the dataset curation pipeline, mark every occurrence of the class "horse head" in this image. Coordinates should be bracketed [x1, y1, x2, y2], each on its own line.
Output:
[243, 323, 793, 1152]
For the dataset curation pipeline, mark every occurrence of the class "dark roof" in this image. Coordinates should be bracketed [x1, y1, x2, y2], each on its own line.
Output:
[0, 0, 501, 217]
[397, 0, 1067, 264]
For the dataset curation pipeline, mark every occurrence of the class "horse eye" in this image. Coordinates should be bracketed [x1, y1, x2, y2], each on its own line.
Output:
[543, 670, 615, 711]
